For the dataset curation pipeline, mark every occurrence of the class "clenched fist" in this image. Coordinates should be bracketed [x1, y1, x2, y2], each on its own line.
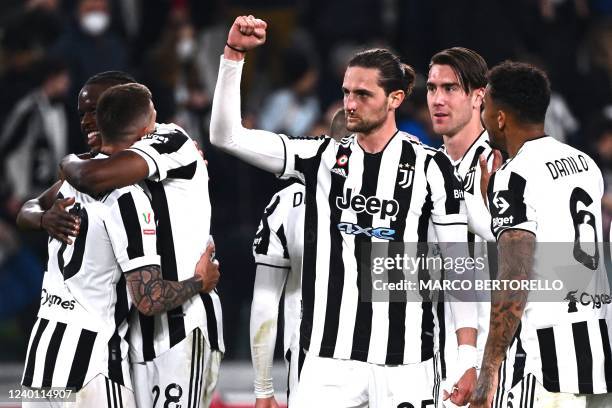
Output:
[225, 15, 267, 59]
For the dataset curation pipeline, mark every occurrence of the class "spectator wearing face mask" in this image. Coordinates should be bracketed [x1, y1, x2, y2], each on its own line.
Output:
[50, 0, 129, 151]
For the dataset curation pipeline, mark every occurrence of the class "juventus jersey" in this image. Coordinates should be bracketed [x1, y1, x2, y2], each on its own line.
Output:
[253, 182, 305, 355]
[488, 135, 612, 394]
[127, 123, 224, 362]
[279, 131, 470, 365]
[440, 131, 496, 375]
[22, 180, 160, 391]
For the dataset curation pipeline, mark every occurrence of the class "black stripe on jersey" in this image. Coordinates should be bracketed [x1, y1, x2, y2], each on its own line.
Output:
[105, 377, 112, 408]
[145, 180, 186, 348]
[572, 321, 593, 393]
[276, 225, 290, 259]
[196, 330, 205, 408]
[117, 381, 124, 408]
[254, 195, 281, 255]
[66, 329, 97, 390]
[108, 276, 128, 386]
[536, 327, 560, 392]
[150, 130, 189, 155]
[512, 323, 526, 387]
[319, 143, 352, 357]
[111, 381, 119, 408]
[117, 194, 144, 260]
[299, 138, 331, 350]
[386, 141, 417, 364]
[192, 330, 202, 408]
[201, 294, 220, 351]
[167, 161, 197, 179]
[432, 151, 461, 214]
[62, 207, 88, 280]
[23, 318, 49, 386]
[350, 152, 381, 361]
[139, 313, 156, 361]
[436, 290, 446, 378]
[418, 157, 435, 361]
[298, 347, 305, 378]
[286, 349, 292, 401]
[599, 319, 612, 391]
[41, 322, 66, 386]
[187, 327, 197, 408]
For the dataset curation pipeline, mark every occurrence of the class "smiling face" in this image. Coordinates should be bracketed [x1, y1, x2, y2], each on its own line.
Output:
[342, 66, 401, 135]
[427, 64, 481, 137]
[78, 82, 110, 142]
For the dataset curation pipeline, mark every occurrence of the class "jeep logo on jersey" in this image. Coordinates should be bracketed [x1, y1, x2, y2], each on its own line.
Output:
[40, 289, 76, 310]
[337, 222, 396, 240]
[397, 163, 414, 189]
[336, 188, 399, 220]
[492, 191, 510, 214]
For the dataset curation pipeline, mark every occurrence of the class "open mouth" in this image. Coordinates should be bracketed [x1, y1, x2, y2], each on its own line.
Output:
[87, 131, 100, 142]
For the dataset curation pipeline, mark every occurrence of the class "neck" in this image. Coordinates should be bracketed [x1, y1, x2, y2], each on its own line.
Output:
[356, 117, 398, 154]
[506, 124, 545, 157]
[100, 138, 134, 155]
[442, 117, 483, 162]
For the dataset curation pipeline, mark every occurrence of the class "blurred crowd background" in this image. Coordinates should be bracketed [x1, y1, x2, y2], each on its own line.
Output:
[0, 0, 611, 362]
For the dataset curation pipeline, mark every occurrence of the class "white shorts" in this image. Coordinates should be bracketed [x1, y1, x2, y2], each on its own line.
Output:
[22, 374, 136, 408]
[131, 328, 222, 408]
[494, 373, 612, 408]
[292, 352, 439, 408]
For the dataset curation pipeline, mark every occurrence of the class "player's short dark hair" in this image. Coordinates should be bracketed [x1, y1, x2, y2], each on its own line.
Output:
[84, 71, 136, 87]
[429, 47, 487, 93]
[96, 83, 152, 142]
[487, 61, 551, 124]
[348, 48, 416, 96]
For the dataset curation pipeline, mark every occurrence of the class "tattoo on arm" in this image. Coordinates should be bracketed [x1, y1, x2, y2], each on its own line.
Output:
[476, 229, 535, 396]
[126, 265, 203, 316]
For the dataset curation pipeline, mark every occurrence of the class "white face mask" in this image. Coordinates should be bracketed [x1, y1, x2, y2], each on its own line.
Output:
[176, 38, 195, 60]
[80, 11, 110, 36]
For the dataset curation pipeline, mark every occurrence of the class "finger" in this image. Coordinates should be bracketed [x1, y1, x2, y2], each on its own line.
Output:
[451, 387, 470, 406]
[203, 242, 216, 258]
[58, 196, 76, 210]
[479, 154, 488, 176]
[492, 149, 503, 171]
[442, 390, 450, 400]
[54, 232, 72, 245]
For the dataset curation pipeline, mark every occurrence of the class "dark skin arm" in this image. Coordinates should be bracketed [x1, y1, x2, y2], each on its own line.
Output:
[60, 150, 149, 196]
[125, 243, 220, 316]
[470, 229, 535, 407]
[16, 180, 81, 245]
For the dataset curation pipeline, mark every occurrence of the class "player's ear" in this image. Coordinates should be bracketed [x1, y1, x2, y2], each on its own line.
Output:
[388, 90, 405, 109]
[497, 109, 506, 130]
[473, 88, 485, 109]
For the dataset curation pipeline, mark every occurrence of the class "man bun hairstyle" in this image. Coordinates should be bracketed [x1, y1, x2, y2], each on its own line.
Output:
[487, 61, 551, 124]
[430, 47, 487, 93]
[348, 48, 415, 96]
[96, 83, 152, 142]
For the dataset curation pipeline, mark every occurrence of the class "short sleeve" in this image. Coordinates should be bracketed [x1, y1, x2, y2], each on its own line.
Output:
[128, 124, 200, 182]
[279, 134, 331, 182]
[252, 194, 291, 269]
[106, 189, 160, 272]
[426, 152, 468, 241]
[488, 169, 537, 240]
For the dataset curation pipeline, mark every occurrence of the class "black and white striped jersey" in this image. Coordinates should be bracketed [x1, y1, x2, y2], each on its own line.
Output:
[127, 123, 224, 362]
[252, 181, 305, 356]
[278, 131, 470, 365]
[22, 179, 160, 391]
[439, 131, 496, 375]
[488, 135, 612, 394]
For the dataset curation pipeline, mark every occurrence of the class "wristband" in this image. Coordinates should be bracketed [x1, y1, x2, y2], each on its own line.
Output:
[226, 42, 247, 53]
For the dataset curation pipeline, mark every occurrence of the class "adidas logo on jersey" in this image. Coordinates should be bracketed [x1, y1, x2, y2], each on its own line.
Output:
[331, 167, 347, 178]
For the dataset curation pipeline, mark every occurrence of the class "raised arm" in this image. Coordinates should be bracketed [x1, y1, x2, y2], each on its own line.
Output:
[60, 151, 149, 196]
[209, 16, 286, 175]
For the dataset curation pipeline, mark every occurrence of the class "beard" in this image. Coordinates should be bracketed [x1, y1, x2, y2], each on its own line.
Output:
[346, 113, 386, 134]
